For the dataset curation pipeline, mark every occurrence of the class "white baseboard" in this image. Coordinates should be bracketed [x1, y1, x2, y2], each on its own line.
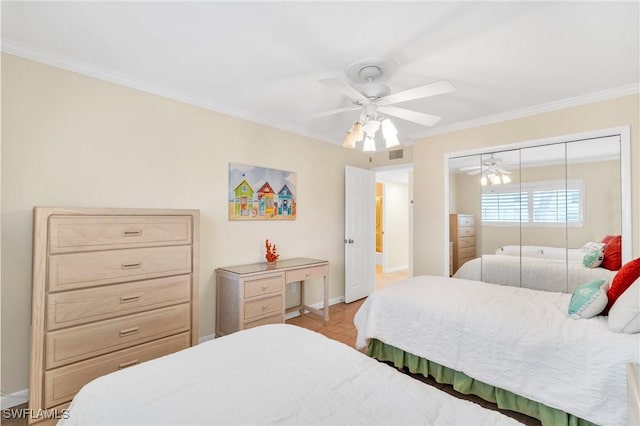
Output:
[1, 389, 29, 409]
[285, 295, 345, 320]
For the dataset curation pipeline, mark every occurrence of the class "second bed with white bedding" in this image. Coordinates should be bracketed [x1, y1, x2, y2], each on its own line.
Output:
[354, 275, 640, 426]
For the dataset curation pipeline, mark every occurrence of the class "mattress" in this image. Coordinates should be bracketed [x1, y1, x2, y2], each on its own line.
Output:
[60, 324, 521, 425]
[454, 254, 615, 293]
[354, 275, 640, 426]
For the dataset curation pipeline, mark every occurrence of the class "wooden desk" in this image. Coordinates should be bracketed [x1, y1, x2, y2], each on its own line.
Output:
[216, 258, 329, 337]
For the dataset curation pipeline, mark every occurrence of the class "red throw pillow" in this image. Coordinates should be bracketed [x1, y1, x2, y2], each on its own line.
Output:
[601, 235, 622, 271]
[604, 257, 640, 314]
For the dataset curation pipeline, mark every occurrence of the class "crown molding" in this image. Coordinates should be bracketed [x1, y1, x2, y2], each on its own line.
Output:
[410, 83, 640, 140]
[1, 38, 334, 144]
[4, 38, 637, 147]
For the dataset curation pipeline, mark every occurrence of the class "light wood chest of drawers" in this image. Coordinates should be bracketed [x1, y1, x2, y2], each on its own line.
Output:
[29, 207, 199, 422]
[449, 213, 477, 274]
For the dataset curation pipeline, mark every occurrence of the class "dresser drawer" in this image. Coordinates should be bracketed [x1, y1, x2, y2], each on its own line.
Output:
[245, 314, 283, 330]
[458, 215, 475, 227]
[43, 333, 190, 408]
[244, 275, 283, 299]
[46, 304, 190, 369]
[458, 226, 476, 237]
[244, 295, 282, 320]
[48, 245, 192, 292]
[458, 236, 475, 248]
[285, 265, 327, 283]
[458, 246, 476, 259]
[47, 275, 191, 330]
[49, 215, 192, 254]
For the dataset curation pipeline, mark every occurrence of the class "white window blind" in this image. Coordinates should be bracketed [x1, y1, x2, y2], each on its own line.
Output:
[482, 180, 583, 227]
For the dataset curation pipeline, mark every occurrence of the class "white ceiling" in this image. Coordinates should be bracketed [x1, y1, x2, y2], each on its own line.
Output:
[2, 2, 638, 149]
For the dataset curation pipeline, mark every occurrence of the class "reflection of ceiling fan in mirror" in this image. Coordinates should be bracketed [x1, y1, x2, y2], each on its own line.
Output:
[459, 154, 512, 185]
[305, 58, 455, 151]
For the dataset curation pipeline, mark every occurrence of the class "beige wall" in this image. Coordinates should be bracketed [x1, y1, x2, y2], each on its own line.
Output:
[451, 160, 622, 255]
[382, 181, 409, 271]
[410, 94, 639, 276]
[0, 54, 370, 393]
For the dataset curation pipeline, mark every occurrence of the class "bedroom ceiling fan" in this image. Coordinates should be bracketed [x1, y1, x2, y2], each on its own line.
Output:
[306, 58, 455, 151]
[459, 154, 513, 185]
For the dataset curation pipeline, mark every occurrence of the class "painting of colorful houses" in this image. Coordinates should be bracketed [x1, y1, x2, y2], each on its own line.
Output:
[228, 163, 297, 220]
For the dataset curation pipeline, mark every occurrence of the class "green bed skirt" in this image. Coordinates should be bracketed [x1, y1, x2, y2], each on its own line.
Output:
[367, 339, 596, 426]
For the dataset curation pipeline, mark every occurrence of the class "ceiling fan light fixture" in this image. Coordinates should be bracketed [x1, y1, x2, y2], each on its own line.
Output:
[381, 118, 399, 148]
[362, 136, 376, 152]
[352, 121, 364, 142]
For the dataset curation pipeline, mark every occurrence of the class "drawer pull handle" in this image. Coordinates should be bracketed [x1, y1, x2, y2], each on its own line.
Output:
[120, 294, 140, 303]
[262, 305, 267, 310]
[118, 359, 139, 369]
[122, 262, 142, 270]
[122, 230, 142, 237]
[306, 272, 310, 277]
[262, 285, 268, 290]
[119, 326, 139, 337]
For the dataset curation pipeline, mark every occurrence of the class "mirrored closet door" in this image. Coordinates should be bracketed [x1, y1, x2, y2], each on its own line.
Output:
[448, 131, 627, 293]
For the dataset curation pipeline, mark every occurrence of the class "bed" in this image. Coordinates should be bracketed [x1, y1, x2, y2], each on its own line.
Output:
[354, 275, 640, 426]
[59, 324, 522, 425]
[454, 253, 616, 293]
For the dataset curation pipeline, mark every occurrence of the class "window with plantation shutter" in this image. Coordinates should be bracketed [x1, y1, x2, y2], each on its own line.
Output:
[482, 180, 583, 227]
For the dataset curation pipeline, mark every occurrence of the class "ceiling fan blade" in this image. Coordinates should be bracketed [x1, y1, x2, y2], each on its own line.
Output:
[301, 106, 360, 121]
[319, 78, 369, 103]
[377, 80, 455, 105]
[377, 105, 441, 127]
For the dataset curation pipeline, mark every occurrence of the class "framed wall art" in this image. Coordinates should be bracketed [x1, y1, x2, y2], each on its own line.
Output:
[228, 163, 297, 221]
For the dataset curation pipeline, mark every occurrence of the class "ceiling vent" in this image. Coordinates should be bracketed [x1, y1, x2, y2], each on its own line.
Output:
[389, 149, 404, 160]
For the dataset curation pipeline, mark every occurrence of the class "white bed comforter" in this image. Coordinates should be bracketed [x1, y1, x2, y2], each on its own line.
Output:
[454, 254, 616, 293]
[60, 324, 521, 426]
[354, 276, 640, 426]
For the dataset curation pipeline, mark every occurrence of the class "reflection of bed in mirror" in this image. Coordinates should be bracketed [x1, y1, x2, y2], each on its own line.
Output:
[454, 245, 617, 292]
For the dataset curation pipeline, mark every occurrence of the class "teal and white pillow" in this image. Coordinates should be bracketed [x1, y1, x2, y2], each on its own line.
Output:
[583, 248, 605, 268]
[568, 279, 609, 319]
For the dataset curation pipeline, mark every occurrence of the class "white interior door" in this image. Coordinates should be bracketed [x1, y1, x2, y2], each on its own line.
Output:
[344, 165, 376, 303]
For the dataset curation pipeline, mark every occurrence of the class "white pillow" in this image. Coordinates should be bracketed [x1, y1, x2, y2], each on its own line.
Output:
[608, 278, 640, 333]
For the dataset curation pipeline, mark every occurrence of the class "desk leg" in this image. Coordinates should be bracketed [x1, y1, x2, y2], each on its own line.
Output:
[299, 280, 305, 315]
[323, 275, 329, 324]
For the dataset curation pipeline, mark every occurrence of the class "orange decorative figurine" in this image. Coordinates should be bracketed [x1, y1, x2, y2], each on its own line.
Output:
[265, 239, 279, 264]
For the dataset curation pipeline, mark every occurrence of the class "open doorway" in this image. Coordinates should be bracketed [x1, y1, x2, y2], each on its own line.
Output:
[375, 165, 413, 288]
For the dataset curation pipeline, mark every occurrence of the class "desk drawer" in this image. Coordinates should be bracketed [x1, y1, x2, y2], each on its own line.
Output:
[43, 333, 190, 408]
[285, 265, 327, 283]
[49, 245, 192, 292]
[244, 275, 283, 299]
[46, 304, 190, 369]
[47, 275, 191, 330]
[245, 314, 283, 330]
[49, 215, 192, 253]
[458, 246, 476, 259]
[244, 295, 282, 320]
